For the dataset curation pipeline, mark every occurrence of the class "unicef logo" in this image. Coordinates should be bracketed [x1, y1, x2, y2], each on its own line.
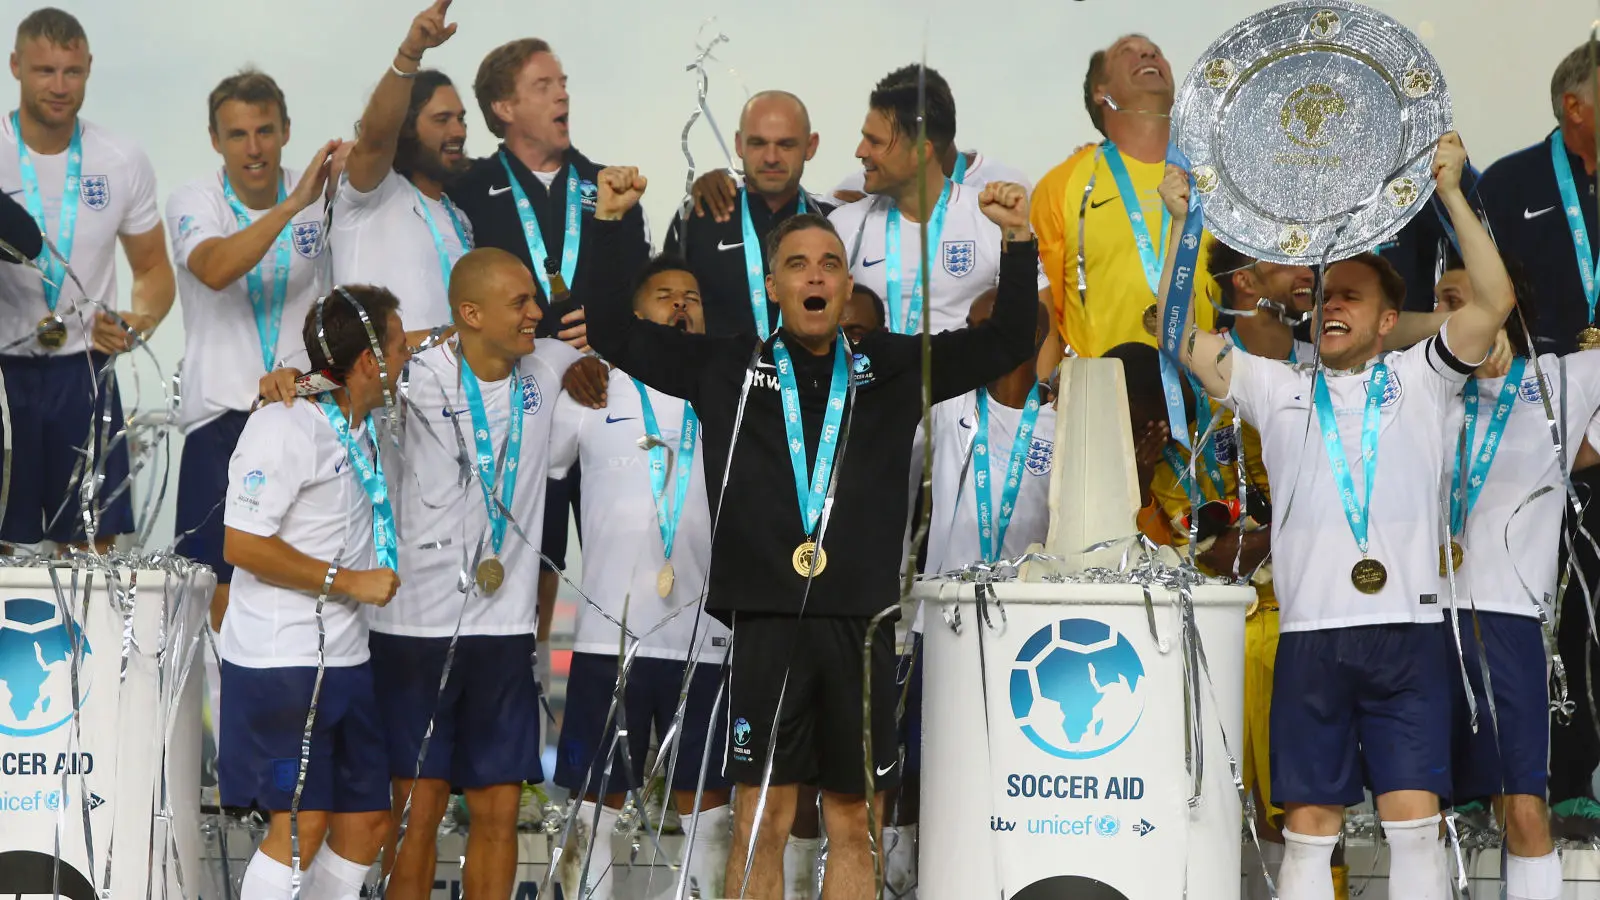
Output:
[0, 598, 92, 737]
[1010, 618, 1145, 760]
[1095, 815, 1120, 837]
[733, 717, 752, 747]
[242, 469, 267, 497]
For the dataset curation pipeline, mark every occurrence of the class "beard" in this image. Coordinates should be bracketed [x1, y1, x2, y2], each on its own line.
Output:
[400, 140, 471, 187]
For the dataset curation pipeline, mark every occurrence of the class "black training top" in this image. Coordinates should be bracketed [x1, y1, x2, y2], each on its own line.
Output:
[1476, 130, 1598, 355]
[452, 145, 650, 338]
[662, 187, 836, 338]
[586, 218, 1040, 623]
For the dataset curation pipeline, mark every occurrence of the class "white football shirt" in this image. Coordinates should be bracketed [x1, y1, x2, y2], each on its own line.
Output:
[827, 183, 1049, 335]
[1224, 329, 1473, 632]
[368, 338, 581, 637]
[168, 168, 328, 431]
[221, 401, 380, 668]
[926, 390, 1057, 574]
[0, 115, 160, 356]
[549, 367, 730, 662]
[1447, 351, 1600, 620]
[832, 152, 1032, 198]
[330, 170, 472, 331]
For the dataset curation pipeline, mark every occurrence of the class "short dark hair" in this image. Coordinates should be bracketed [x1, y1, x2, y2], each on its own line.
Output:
[1334, 253, 1407, 312]
[1205, 236, 1253, 312]
[207, 69, 288, 135]
[394, 70, 455, 180]
[303, 285, 401, 381]
[15, 7, 85, 51]
[869, 65, 957, 156]
[631, 253, 696, 308]
[1442, 245, 1538, 357]
[474, 38, 553, 139]
[1104, 340, 1192, 424]
[765, 212, 843, 271]
[850, 284, 887, 329]
[1084, 50, 1110, 137]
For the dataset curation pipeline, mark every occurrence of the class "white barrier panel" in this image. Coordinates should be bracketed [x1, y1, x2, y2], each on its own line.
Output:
[0, 563, 209, 900]
[918, 581, 1251, 900]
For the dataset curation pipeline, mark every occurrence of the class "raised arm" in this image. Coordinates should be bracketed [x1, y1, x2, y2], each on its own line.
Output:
[345, 0, 456, 194]
[186, 141, 337, 290]
[927, 182, 1040, 402]
[1435, 132, 1512, 364]
[586, 167, 711, 400]
[1157, 165, 1233, 399]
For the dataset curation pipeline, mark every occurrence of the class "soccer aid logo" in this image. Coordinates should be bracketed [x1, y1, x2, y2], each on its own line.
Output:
[0, 598, 93, 737]
[732, 717, 752, 747]
[1009, 618, 1145, 760]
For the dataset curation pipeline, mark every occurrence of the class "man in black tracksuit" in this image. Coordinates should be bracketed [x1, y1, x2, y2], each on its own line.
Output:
[585, 165, 1039, 899]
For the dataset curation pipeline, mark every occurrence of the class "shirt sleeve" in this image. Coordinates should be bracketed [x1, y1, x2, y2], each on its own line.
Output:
[165, 182, 227, 270]
[335, 169, 398, 219]
[224, 409, 313, 538]
[1221, 349, 1291, 427]
[119, 141, 161, 236]
[547, 394, 583, 479]
[1416, 324, 1478, 395]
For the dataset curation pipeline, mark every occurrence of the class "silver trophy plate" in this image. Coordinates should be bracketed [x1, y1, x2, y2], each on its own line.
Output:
[1170, 0, 1452, 265]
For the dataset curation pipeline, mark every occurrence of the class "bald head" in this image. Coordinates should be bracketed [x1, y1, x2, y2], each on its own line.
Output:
[448, 248, 541, 359]
[737, 90, 818, 200]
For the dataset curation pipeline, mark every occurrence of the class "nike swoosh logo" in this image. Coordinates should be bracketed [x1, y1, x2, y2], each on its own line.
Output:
[959, 417, 973, 429]
[1090, 196, 1117, 209]
[717, 239, 743, 251]
[3, 188, 21, 197]
[335, 459, 347, 474]
[605, 415, 636, 424]
[863, 258, 885, 267]
[489, 185, 514, 197]
[876, 763, 895, 776]
[442, 408, 466, 418]
[1525, 206, 1556, 220]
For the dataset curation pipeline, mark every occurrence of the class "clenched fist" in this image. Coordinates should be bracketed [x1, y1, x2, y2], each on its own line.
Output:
[1432, 131, 1467, 196]
[1158, 164, 1190, 218]
[596, 166, 647, 221]
[979, 181, 1031, 238]
[337, 567, 402, 607]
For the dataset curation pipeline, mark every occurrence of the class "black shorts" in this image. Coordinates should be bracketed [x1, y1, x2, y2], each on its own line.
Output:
[725, 613, 900, 795]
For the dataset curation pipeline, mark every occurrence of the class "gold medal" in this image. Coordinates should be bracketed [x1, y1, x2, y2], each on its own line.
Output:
[792, 541, 827, 577]
[1351, 558, 1388, 594]
[35, 315, 66, 350]
[1141, 303, 1159, 337]
[656, 561, 675, 598]
[1581, 327, 1600, 351]
[1438, 540, 1464, 576]
[476, 557, 505, 595]
[548, 273, 569, 300]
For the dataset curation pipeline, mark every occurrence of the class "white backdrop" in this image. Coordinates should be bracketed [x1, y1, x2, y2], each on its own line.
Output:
[31, 0, 1597, 548]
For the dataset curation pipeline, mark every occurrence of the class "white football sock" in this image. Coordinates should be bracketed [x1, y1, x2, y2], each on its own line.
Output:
[882, 824, 918, 898]
[302, 847, 369, 900]
[574, 801, 619, 900]
[784, 835, 823, 900]
[1244, 839, 1285, 900]
[1506, 850, 1562, 900]
[1279, 829, 1338, 900]
[687, 804, 731, 900]
[1383, 815, 1447, 900]
[240, 850, 294, 900]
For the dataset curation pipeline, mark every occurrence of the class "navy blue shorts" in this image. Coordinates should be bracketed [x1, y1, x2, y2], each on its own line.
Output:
[899, 636, 923, 776]
[1271, 623, 1452, 807]
[556, 652, 730, 795]
[368, 632, 543, 790]
[174, 411, 249, 583]
[218, 660, 390, 813]
[0, 353, 133, 544]
[540, 469, 580, 572]
[1450, 612, 1550, 801]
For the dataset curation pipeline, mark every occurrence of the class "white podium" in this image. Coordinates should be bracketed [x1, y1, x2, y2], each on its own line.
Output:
[916, 580, 1251, 900]
[0, 563, 210, 900]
